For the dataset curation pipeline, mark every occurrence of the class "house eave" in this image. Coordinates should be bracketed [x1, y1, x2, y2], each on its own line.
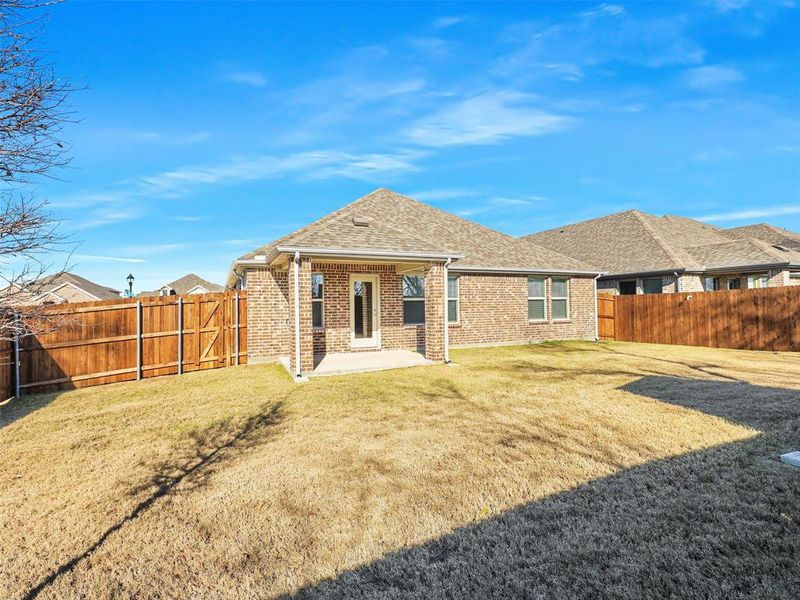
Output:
[450, 265, 604, 277]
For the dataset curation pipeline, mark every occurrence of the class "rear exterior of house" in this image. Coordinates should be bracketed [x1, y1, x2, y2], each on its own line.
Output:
[228, 189, 600, 375]
[524, 210, 800, 296]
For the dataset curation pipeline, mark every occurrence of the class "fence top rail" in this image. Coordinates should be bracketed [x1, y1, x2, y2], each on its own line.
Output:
[14, 290, 246, 315]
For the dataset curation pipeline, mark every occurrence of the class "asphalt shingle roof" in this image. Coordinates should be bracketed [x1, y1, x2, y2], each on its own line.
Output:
[722, 223, 800, 251]
[40, 273, 121, 300]
[161, 273, 223, 294]
[239, 188, 596, 272]
[524, 210, 800, 276]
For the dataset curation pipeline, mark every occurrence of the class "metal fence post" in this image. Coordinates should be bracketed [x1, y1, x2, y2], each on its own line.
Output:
[177, 298, 183, 375]
[234, 292, 240, 366]
[13, 311, 21, 398]
[136, 300, 142, 380]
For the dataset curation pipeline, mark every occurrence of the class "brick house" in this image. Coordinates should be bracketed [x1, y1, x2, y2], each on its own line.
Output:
[226, 189, 601, 376]
[523, 210, 800, 295]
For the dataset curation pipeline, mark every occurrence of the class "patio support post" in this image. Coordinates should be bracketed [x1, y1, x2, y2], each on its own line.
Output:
[293, 251, 301, 377]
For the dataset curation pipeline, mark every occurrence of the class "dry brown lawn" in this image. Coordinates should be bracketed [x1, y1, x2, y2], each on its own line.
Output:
[0, 341, 798, 599]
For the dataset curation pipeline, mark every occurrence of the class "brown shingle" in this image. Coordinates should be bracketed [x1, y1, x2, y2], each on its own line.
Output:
[721, 223, 800, 251]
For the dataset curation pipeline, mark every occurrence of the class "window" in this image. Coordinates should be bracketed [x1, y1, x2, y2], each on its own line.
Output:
[791, 272, 800, 280]
[642, 277, 663, 295]
[447, 273, 459, 323]
[402, 275, 425, 325]
[704, 276, 720, 292]
[551, 278, 570, 320]
[619, 280, 637, 295]
[528, 277, 546, 321]
[311, 273, 324, 328]
[747, 274, 769, 289]
[727, 277, 742, 290]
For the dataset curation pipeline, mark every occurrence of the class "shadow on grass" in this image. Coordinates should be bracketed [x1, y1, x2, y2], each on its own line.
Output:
[0, 393, 58, 429]
[23, 401, 285, 600]
[287, 378, 799, 599]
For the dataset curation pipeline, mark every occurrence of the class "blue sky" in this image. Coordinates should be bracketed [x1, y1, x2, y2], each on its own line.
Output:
[36, 0, 800, 292]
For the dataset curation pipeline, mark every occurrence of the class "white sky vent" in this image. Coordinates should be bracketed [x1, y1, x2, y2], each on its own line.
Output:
[780, 451, 800, 468]
[352, 217, 371, 227]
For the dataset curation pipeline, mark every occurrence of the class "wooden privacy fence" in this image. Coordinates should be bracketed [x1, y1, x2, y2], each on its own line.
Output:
[599, 286, 800, 352]
[1, 291, 246, 399]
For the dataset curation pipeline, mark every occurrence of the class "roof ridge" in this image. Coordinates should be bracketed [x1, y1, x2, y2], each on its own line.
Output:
[523, 209, 646, 239]
[631, 211, 693, 269]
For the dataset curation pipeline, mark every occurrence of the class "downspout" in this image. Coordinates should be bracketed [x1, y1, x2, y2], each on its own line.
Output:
[443, 258, 452, 363]
[293, 251, 301, 377]
[593, 274, 601, 341]
[674, 271, 681, 293]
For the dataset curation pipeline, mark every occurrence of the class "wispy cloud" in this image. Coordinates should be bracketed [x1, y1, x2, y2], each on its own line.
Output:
[432, 15, 466, 29]
[457, 195, 547, 216]
[684, 65, 744, 90]
[407, 188, 479, 202]
[223, 70, 267, 87]
[73, 254, 145, 264]
[406, 91, 573, 146]
[94, 128, 210, 146]
[691, 148, 733, 162]
[697, 205, 800, 222]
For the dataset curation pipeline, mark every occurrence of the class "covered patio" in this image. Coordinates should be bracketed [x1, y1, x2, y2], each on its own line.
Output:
[310, 349, 434, 377]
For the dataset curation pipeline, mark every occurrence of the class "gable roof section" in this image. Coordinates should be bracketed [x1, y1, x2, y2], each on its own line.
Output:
[238, 188, 596, 272]
[524, 210, 800, 276]
[163, 273, 223, 294]
[38, 273, 122, 301]
[722, 223, 800, 251]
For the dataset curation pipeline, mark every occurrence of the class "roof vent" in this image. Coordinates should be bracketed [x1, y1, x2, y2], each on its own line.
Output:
[773, 244, 790, 252]
[352, 217, 371, 227]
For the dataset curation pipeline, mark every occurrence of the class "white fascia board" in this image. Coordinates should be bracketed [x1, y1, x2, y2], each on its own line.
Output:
[274, 246, 463, 262]
[450, 265, 605, 276]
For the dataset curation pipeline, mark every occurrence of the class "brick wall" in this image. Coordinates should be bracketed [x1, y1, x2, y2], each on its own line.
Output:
[287, 256, 314, 373]
[448, 273, 596, 346]
[424, 263, 445, 361]
[245, 268, 290, 363]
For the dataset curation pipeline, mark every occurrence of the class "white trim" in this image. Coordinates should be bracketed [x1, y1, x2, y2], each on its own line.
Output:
[527, 275, 547, 322]
[185, 285, 211, 295]
[551, 277, 570, 320]
[401, 274, 426, 326]
[451, 265, 603, 276]
[350, 274, 381, 349]
[35, 281, 102, 302]
[446, 272, 460, 325]
[311, 273, 324, 328]
[276, 246, 462, 261]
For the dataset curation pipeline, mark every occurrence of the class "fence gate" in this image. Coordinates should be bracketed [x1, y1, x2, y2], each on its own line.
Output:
[597, 295, 616, 340]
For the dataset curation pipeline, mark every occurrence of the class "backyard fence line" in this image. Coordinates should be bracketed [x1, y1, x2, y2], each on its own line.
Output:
[599, 285, 800, 352]
[0, 291, 247, 399]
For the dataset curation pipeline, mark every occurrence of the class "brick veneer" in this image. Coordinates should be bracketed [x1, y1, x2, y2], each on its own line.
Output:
[245, 262, 598, 370]
[447, 273, 596, 346]
[597, 269, 799, 296]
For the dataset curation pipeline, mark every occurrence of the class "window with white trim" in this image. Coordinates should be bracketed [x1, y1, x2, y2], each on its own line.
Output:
[551, 278, 570, 320]
[747, 274, 769, 289]
[527, 276, 546, 321]
[311, 273, 324, 328]
[447, 273, 459, 323]
[402, 275, 425, 325]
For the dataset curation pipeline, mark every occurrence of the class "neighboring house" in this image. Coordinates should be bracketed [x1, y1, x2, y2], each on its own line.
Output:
[226, 188, 601, 375]
[0, 273, 122, 305]
[523, 210, 800, 295]
[721, 223, 800, 251]
[143, 273, 224, 296]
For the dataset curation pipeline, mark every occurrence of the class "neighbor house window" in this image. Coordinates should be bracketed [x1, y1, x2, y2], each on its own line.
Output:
[642, 277, 663, 295]
[402, 275, 425, 325]
[747, 274, 769, 289]
[551, 278, 569, 320]
[727, 277, 742, 290]
[704, 276, 720, 292]
[619, 280, 637, 295]
[791, 272, 800, 280]
[447, 273, 459, 323]
[528, 276, 546, 321]
[311, 273, 324, 328]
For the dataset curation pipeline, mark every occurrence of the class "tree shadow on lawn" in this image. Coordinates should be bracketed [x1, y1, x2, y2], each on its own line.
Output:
[0, 392, 58, 429]
[289, 377, 799, 600]
[22, 401, 285, 600]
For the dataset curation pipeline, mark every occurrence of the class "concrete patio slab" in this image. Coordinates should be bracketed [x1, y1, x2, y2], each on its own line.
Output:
[310, 349, 433, 377]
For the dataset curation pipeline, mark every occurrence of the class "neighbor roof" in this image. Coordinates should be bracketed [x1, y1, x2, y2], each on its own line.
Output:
[237, 188, 597, 273]
[162, 273, 223, 294]
[722, 223, 800, 251]
[37, 272, 122, 301]
[524, 210, 800, 277]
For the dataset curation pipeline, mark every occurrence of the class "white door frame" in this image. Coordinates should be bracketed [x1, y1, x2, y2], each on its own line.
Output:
[349, 274, 380, 349]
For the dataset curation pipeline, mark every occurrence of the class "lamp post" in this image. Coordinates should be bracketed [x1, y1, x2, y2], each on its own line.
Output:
[126, 273, 135, 298]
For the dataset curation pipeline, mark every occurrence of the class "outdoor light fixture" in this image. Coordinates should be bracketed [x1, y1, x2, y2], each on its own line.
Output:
[127, 273, 135, 298]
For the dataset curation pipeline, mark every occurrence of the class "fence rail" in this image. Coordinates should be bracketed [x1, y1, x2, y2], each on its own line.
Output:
[600, 286, 800, 352]
[1, 291, 246, 399]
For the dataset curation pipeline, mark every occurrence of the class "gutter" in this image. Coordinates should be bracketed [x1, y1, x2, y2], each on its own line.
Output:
[293, 251, 301, 378]
[450, 265, 604, 276]
[674, 271, 681, 293]
[275, 246, 464, 261]
[443, 258, 452, 363]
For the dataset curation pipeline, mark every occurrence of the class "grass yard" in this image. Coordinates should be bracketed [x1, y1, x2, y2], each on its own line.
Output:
[1, 341, 798, 599]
